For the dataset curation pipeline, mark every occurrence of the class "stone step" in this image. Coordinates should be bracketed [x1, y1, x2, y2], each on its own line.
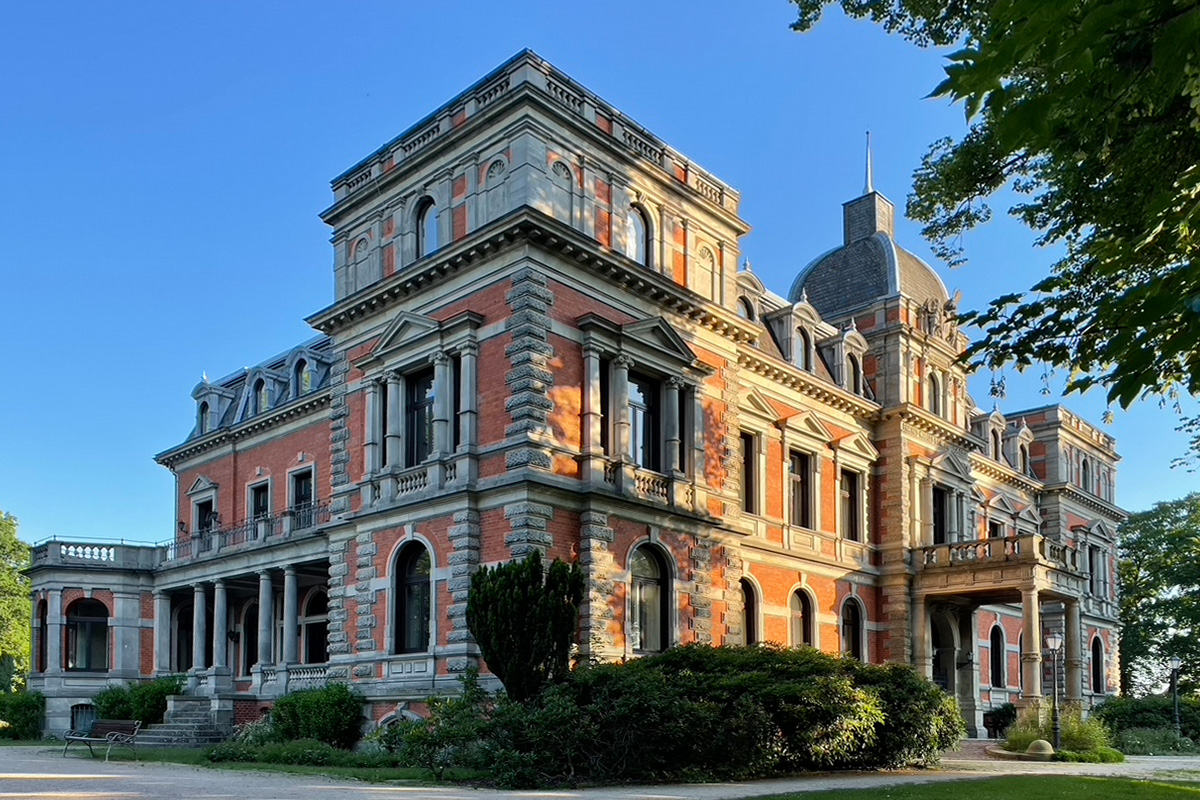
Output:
[165, 714, 213, 723]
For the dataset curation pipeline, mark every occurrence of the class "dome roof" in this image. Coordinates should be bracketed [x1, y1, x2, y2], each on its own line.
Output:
[788, 191, 948, 318]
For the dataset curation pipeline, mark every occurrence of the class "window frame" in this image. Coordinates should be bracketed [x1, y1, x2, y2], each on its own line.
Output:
[1090, 636, 1105, 694]
[739, 578, 759, 647]
[989, 625, 1006, 689]
[416, 197, 439, 258]
[629, 543, 671, 654]
[64, 598, 109, 672]
[839, 468, 864, 542]
[393, 542, 433, 655]
[740, 430, 759, 515]
[624, 204, 651, 267]
[790, 588, 815, 648]
[840, 596, 866, 661]
[789, 449, 814, 529]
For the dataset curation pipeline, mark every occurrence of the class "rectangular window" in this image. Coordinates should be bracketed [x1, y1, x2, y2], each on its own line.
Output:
[405, 367, 435, 467]
[741, 432, 757, 514]
[988, 520, 1004, 540]
[628, 372, 660, 471]
[841, 469, 861, 541]
[1089, 546, 1103, 595]
[932, 487, 949, 545]
[290, 469, 315, 530]
[250, 484, 270, 520]
[195, 499, 214, 532]
[790, 450, 812, 528]
[452, 355, 462, 450]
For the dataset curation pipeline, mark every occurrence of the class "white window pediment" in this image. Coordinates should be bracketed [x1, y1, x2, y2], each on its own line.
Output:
[620, 317, 697, 366]
[1017, 503, 1043, 526]
[987, 492, 1020, 517]
[739, 387, 779, 423]
[831, 431, 878, 464]
[187, 476, 218, 496]
[931, 450, 973, 483]
[787, 410, 835, 446]
[370, 311, 441, 361]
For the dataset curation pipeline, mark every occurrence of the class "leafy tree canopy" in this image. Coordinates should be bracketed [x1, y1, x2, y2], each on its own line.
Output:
[791, 0, 1200, 432]
[0, 512, 32, 691]
[1116, 493, 1200, 695]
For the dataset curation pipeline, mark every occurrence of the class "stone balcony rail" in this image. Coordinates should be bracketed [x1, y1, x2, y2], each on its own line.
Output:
[918, 533, 1080, 573]
[160, 501, 332, 563]
[31, 539, 164, 571]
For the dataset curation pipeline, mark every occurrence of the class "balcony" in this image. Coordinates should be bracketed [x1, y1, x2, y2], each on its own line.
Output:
[161, 501, 332, 563]
[30, 539, 164, 571]
[914, 533, 1085, 601]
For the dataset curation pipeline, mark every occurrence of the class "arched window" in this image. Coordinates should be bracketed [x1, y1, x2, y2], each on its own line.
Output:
[990, 625, 1006, 688]
[1081, 458, 1092, 492]
[624, 205, 649, 266]
[253, 379, 268, 415]
[928, 374, 941, 416]
[1091, 636, 1104, 693]
[241, 601, 258, 676]
[790, 590, 814, 647]
[394, 543, 431, 654]
[294, 359, 312, 396]
[797, 328, 813, 371]
[197, 402, 210, 435]
[740, 578, 758, 646]
[841, 597, 864, 660]
[736, 297, 756, 321]
[991, 430, 1002, 461]
[301, 590, 329, 664]
[417, 198, 438, 258]
[1019, 444, 1030, 475]
[35, 599, 47, 673]
[65, 599, 109, 671]
[846, 355, 862, 394]
[1018, 633, 1025, 692]
[630, 545, 669, 653]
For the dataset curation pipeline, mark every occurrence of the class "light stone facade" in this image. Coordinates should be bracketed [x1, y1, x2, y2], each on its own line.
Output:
[26, 51, 1123, 737]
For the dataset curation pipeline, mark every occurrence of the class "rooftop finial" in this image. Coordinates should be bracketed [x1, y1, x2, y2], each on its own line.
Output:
[864, 131, 874, 194]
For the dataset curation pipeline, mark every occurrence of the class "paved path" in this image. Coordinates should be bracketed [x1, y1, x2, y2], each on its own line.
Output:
[0, 745, 1197, 800]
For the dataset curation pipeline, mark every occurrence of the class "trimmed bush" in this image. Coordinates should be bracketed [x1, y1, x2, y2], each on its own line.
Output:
[401, 644, 963, 788]
[92, 676, 184, 725]
[1093, 695, 1200, 741]
[271, 683, 365, 749]
[0, 691, 45, 739]
[206, 738, 403, 767]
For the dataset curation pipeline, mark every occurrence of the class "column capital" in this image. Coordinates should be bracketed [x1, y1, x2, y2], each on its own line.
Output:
[432, 351, 449, 366]
[212, 578, 225, 589]
[283, 565, 296, 577]
[614, 354, 633, 368]
[383, 369, 402, 383]
[666, 376, 685, 390]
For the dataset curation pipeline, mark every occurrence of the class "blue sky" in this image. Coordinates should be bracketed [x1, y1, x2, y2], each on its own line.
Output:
[1, 1, 1193, 544]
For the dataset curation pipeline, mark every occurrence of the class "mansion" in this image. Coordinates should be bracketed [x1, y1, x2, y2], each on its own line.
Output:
[27, 51, 1124, 737]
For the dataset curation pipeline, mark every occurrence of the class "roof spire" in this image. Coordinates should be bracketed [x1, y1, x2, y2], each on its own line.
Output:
[864, 131, 874, 194]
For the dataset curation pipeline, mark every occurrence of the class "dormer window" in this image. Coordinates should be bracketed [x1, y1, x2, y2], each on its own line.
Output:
[736, 297, 756, 321]
[928, 374, 941, 416]
[253, 379, 269, 415]
[1081, 458, 1092, 492]
[624, 205, 649, 266]
[991, 430, 1002, 461]
[1019, 444, 1030, 475]
[294, 359, 312, 396]
[197, 402, 210, 434]
[846, 355, 862, 395]
[417, 197, 438, 258]
[797, 328, 813, 371]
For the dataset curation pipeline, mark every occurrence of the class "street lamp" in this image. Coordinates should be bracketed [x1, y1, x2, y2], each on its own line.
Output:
[1170, 655, 1182, 738]
[1045, 630, 1064, 751]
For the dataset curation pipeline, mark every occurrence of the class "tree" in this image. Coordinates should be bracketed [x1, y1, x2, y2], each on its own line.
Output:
[1116, 493, 1200, 695]
[0, 512, 31, 691]
[790, 0, 1200, 444]
[465, 549, 585, 702]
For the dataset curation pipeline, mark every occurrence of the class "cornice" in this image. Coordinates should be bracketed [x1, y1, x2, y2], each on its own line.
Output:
[306, 209, 762, 346]
[155, 392, 331, 469]
[736, 349, 880, 419]
[1041, 482, 1128, 522]
[884, 405, 977, 450]
[968, 452, 1044, 495]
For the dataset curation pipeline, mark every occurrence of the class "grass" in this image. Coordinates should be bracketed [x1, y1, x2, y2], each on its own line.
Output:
[766, 777, 1200, 800]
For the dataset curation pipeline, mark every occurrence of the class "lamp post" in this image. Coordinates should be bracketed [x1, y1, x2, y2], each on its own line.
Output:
[1170, 655, 1182, 739]
[1045, 629, 1064, 751]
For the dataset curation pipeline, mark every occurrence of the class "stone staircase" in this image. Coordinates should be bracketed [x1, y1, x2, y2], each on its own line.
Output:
[946, 737, 1000, 761]
[137, 697, 229, 747]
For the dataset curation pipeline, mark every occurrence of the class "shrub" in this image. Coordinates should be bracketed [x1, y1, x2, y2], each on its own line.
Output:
[271, 683, 365, 749]
[0, 691, 45, 739]
[91, 677, 183, 725]
[1054, 746, 1124, 763]
[232, 715, 281, 746]
[987, 702, 1018, 736]
[1003, 704, 1113, 754]
[403, 644, 963, 788]
[1113, 726, 1199, 755]
[206, 738, 404, 767]
[1093, 695, 1200, 741]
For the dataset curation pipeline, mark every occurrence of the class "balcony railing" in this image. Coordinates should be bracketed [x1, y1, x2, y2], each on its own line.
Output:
[161, 501, 332, 563]
[918, 533, 1079, 573]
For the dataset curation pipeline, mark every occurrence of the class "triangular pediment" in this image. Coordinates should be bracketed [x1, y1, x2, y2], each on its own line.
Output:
[789, 410, 835, 443]
[1017, 504, 1043, 525]
[187, 476, 217, 495]
[621, 317, 696, 365]
[739, 387, 778, 420]
[831, 431, 879, 461]
[987, 493, 1020, 516]
[373, 311, 440, 356]
[932, 450, 973, 481]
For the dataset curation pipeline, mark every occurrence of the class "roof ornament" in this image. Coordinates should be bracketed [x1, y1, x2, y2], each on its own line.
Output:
[741, 257, 752, 273]
[799, 287, 808, 303]
[201, 371, 209, 384]
[864, 131, 874, 194]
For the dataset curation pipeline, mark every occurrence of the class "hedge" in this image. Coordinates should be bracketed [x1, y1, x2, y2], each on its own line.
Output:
[93, 676, 184, 725]
[0, 691, 45, 739]
[270, 683, 365, 749]
[1092, 695, 1200, 741]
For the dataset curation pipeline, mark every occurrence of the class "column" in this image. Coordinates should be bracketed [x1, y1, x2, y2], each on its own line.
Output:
[913, 594, 931, 679]
[458, 342, 478, 450]
[1021, 586, 1042, 700]
[954, 491, 966, 541]
[46, 590, 63, 674]
[613, 356, 631, 460]
[282, 567, 299, 665]
[256, 571, 273, 667]
[665, 378, 682, 475]
[1065, 598, 1083, 702]
[920, 478, 933, 547]
[581, 346, 602, 456]
[192, 584, 207, 672]
[153, 591, 171, 674]
[364, 379, 380, 474]
[211, 581, 228, 670]
[384, 370, 402, 468]
[432, 351, 452, 457]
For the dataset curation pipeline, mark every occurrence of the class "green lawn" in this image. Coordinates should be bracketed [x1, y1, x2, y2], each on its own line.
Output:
[101, 747, 452, 783]
[769, 777, 1200, 800]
